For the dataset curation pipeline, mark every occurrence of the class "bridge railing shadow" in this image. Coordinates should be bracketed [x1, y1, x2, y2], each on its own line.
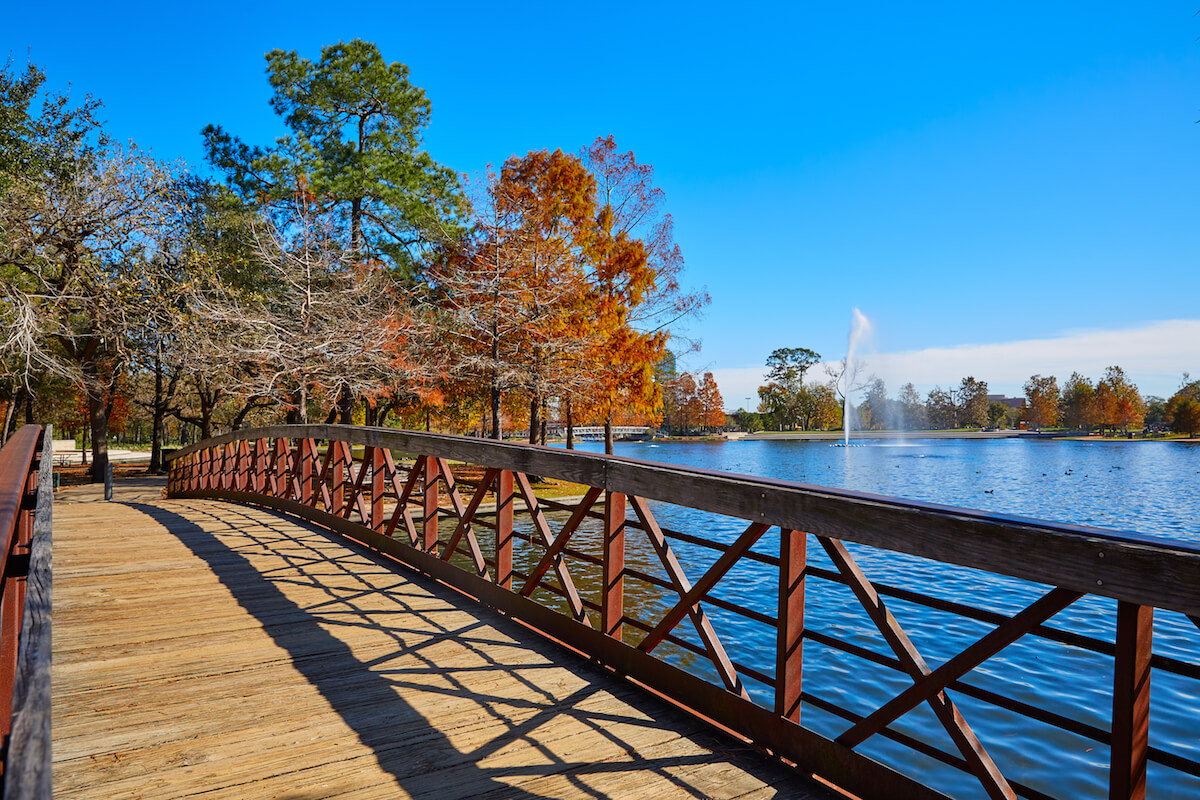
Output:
[122, 498, 811, 800]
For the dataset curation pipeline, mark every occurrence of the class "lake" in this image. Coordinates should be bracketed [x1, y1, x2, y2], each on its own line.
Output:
[522, 436, 1200, 799]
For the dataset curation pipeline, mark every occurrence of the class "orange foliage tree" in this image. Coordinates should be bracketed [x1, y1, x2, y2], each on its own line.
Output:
[428, 152, 595, 440]
[1023, 374, 1060, 430]
[575, 136, 707, 453]
[698, 372, 725, 431]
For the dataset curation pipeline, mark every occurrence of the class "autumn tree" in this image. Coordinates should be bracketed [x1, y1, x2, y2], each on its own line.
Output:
[698, 372, 724, 431]
[1023, 374, 1060, 431]
[429, 153, 596, 440]
[806, 382, 842, 430]
[203, 39, 462, 273]
[1167, 387, 1200, 437]
[577, 136, 707, 453]
[498, 150, 597, 444]
[1095, 366, 1145, 434]
[674, 372, 699, 433]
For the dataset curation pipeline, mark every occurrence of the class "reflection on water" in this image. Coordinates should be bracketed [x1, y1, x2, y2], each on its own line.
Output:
[448, 438, 1200, 800]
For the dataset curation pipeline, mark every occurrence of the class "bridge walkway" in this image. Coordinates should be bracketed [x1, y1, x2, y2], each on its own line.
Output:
[51, 477, 836, 800]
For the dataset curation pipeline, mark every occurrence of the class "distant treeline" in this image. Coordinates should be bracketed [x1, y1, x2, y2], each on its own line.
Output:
[734, 347, 1199, 436]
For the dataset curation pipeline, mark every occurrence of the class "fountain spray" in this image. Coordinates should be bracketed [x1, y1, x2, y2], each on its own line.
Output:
[842, 308, 872, 446]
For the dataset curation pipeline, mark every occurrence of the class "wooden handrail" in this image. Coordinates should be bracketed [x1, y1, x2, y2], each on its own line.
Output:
[166, 424, 1200, 800]
[167, 425, 1200, 616]
[0, 424, 51, 799]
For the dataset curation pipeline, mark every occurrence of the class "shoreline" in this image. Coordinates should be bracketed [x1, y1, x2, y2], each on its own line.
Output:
[731, 430, 1018, 441]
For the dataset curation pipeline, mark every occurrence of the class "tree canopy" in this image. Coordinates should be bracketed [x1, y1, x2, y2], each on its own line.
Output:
[203, 39, 463, 274]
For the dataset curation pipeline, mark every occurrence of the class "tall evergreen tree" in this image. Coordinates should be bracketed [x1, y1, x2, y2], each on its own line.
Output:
[203, 40, 463, 275]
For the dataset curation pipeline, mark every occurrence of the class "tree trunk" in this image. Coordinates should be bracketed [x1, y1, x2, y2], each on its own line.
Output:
[490, 385, 501, 440]
[23, 392, 34, 424]
[149, 356, 166, 472]
[1, 393, 16, 446]
[528, 396, 540, 445]
[86, 387, 109, 483]
[200, 404, 213, 441]
[337, 385, 353, 425]
[150, 405, 166, 473]
[565, 397, 574, 450]
[377, 401, 395, 429]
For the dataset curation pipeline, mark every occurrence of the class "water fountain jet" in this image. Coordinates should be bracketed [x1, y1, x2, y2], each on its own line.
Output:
[832, 308, 872, 447]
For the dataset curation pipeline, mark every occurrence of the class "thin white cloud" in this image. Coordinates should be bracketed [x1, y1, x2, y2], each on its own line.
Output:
[713, 319, 1200, 410]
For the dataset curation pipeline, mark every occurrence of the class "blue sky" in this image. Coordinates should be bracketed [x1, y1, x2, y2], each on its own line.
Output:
[5, 2, 1197, 406]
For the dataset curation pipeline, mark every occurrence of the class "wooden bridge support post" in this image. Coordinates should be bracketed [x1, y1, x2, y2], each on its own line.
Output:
[602, 491, 626, 641]
[370, 447, 385, 530]
[422, 455, 439, 555]
[272, 438, 289, 498]
[236, 440, 251, 492]
[252, 439, 267, 494]
[776, 528, 805, 723]
[299, 440, 315, 506]
[495, 470, 514, 589]
[1110, 601, 1153, 800]
[329, 443, 346, 517]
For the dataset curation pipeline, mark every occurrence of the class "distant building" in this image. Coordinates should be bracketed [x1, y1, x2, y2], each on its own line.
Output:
[987, 394, 1026, 410]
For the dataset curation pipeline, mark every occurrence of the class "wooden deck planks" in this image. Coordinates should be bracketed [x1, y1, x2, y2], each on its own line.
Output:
[52, 477, 836, 799]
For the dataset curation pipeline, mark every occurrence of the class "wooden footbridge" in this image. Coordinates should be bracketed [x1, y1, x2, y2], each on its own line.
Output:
[2, 424, 1199, 799]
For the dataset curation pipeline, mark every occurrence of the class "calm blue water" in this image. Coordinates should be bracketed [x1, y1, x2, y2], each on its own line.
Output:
[522, 437, 1200, 800]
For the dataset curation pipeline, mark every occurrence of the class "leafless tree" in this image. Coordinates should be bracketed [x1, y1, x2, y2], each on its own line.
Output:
[187, 197, 427, 423]
[0, 143, 180, 478]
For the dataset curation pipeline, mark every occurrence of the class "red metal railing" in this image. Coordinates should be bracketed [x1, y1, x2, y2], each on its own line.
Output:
[166, 425, 1200, 800]
[0, 424, 52, 799]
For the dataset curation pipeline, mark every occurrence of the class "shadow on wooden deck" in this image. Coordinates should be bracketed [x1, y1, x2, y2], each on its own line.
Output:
[112, 495, 833, 799]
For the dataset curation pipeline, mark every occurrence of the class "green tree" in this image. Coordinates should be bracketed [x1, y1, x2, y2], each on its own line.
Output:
[1143, 396, 1167, 428]
[1060, 372, 1095, 430]
[860, 378, 890, 430]
[987, 401, 1009, 428]
[955, 376, 989, 428]
[925, 387, 954, 429]
[756, 382, 793, 430]
[203, 39, 462, 274]
[0, 60, 103, 194]
[756, 347, 821, 431]
[897, 382, 925, 429]
[765, 347, 820, 391]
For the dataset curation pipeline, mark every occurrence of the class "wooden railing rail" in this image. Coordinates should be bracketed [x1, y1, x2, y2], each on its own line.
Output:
[166, 425, 1200, 800]
[0, 425, 52, 799]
